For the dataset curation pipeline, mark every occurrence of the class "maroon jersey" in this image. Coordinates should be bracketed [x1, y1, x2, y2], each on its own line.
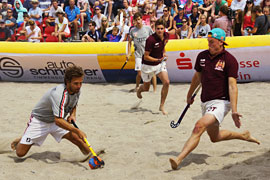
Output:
[142, 32, 169, 66]
[195, 49, 238, 103]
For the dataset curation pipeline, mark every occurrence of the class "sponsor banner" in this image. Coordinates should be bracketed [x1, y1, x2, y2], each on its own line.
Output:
[166, 46, 270, 83]
[0, 54, 106, 83]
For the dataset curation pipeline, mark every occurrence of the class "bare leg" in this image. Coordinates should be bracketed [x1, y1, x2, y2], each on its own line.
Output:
[11, 137, 33, 157]
[169, 114, 216, 170]
[207, 124, 260, 144]
[137, 82, 151, 99]
[62, 132, 90, 155]
[157, 71, 169, 115]
[136, 70, 142, 90]
[151, 74, 157, 92]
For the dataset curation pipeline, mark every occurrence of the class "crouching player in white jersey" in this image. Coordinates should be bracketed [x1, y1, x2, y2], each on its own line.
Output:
[11, 65, 91, 160]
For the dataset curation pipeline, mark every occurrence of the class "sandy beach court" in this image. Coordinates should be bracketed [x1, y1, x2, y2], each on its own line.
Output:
[0, 82, 269, 180]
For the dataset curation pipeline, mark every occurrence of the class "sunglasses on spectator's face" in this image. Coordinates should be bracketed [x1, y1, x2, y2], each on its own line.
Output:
[163, 10, 168, 12]
[95, 8, 100, 11]
[149, 12, 153, 14]
[182, 21, 187, 23]
[7, 11, 12, 13]
[102, 20, 107, 22]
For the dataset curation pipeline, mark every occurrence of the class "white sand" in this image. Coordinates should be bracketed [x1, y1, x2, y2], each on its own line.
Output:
[0, 82, 269, 180]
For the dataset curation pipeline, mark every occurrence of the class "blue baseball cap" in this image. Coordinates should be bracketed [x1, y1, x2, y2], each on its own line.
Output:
[208, 28, 228, 45]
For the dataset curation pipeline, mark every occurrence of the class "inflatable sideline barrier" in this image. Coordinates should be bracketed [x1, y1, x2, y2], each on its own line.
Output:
[0, 35, 269, 83]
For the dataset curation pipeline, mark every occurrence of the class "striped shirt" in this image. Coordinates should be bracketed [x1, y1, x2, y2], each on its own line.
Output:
[31, 84, 80, 123]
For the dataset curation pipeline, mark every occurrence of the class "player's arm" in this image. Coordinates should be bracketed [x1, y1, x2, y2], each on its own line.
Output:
[186, 71, 201, 104]
[144, 51, 161, 62]
[228, 77, 242, 128]
[127, 36, 133, 59]
[55, 116, 87, 139]
[67, 105, 77, 123]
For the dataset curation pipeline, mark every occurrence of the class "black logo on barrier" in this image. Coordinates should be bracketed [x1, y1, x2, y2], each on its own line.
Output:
[0, 57, 24, 78]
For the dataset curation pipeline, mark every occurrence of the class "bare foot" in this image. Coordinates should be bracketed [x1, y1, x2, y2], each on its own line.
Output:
[169, 158, 179, 170]
[159, 105, 168, 115]
[137, 89, 142, 99]
[11, 137, 21, 150]
[243, 130, 260, 145]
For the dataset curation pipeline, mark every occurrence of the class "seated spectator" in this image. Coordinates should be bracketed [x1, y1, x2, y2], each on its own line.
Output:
[169, 0, 179, 18]
[28, 0, 43, 24]
[82, 21, 101, 42]
[52, 8, 70, 42]
[0, 19, 11, 41]
[18, 13, 30, 35]
[184, 0, 195, 17]
[230, 0, 247, 11]
[232, 9, 244, 36]
[39, 0, 52, 17]
[0, 0, 9, 20]
[189, 5, 200, 30]
[4, 9, 16, 35]
[213, 5, 232, 36]
[155, 0, 166, 19]
[136, 0, 147, 14]
[92, 6, 106, 30]
[211, 0, 228, 23]
[77, 0, 91, 30]
[105, 26, 123, 42]
[14, 0, 27, 27]
[23, 0, 33, 11]
[260, 0, 269, 8]
[46, 0, 62, 26]
[161, 6, 174, 33]
[100, 16, 110, 41]
[198, 0, 213, 21]
[65, 0, 81, 40]
[193, 14, 211, 38]
[248, 5, 270, 34]
[173, 5, 188, 35]
[25, 20, 42, 42]
[177, 17, 192, 39]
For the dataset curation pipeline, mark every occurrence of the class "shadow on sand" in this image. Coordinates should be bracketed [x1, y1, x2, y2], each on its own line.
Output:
[192, 150, 270, 180]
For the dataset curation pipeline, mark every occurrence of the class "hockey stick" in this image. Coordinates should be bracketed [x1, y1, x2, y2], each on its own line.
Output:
[170, 84, 201, 128]
[71, 120, 105, 168]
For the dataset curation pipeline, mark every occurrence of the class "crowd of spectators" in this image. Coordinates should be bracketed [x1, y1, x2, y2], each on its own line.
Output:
[0, 0, 269, 42]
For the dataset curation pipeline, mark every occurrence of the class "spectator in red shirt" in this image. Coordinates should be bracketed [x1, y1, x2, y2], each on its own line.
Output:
[169, 28, 260, 170]
[0, 19, 11, 41]
[136, 18, 170, 115]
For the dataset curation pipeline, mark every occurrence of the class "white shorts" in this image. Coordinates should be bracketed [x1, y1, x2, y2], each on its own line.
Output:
[201, 100, 231, 124]
[135, 57, 142, 71]
[20, 116, 69, 146]
[141, 62, 167, 82]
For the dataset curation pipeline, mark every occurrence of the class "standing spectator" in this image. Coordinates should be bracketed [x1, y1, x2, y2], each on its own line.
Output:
[28, 0, 43, 24]
[26, 20, 42, 42]
[0, 19, 11, 41]
[14, 0, 27, 27]
[213, 5, 232, 36]
[82, 21, 101, 42]
[92, 6, 106, 30]
[52, 8, 70, 42]
[177, 16, 192, 38]
[189, 5, 200, 30]
[65, 0, 81, 39]
[4, 8, 16, 35]
[248, 5, 269, 34]
[242, 0, 255, 35]
[0, 0, 9, 20]
[77, 0, 91, 30]
[194, 14, 211, 38]
[46, 0, 62, 26]
[173, 5, 188, 36]
[113, 0, 124, 17]
[232, 9, 244, 36]
[231, 0, 247, 11]
[156, 0, 166, 19]
[123, 0, 132, 25]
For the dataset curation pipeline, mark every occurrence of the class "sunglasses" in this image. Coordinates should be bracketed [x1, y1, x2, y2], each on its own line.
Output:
[7, 11, 13, 13]
[102, 20, 107, 22]
[163, 10, 168, 12]
[95, 9, 100, 11]
[149, 12, 153, 14]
